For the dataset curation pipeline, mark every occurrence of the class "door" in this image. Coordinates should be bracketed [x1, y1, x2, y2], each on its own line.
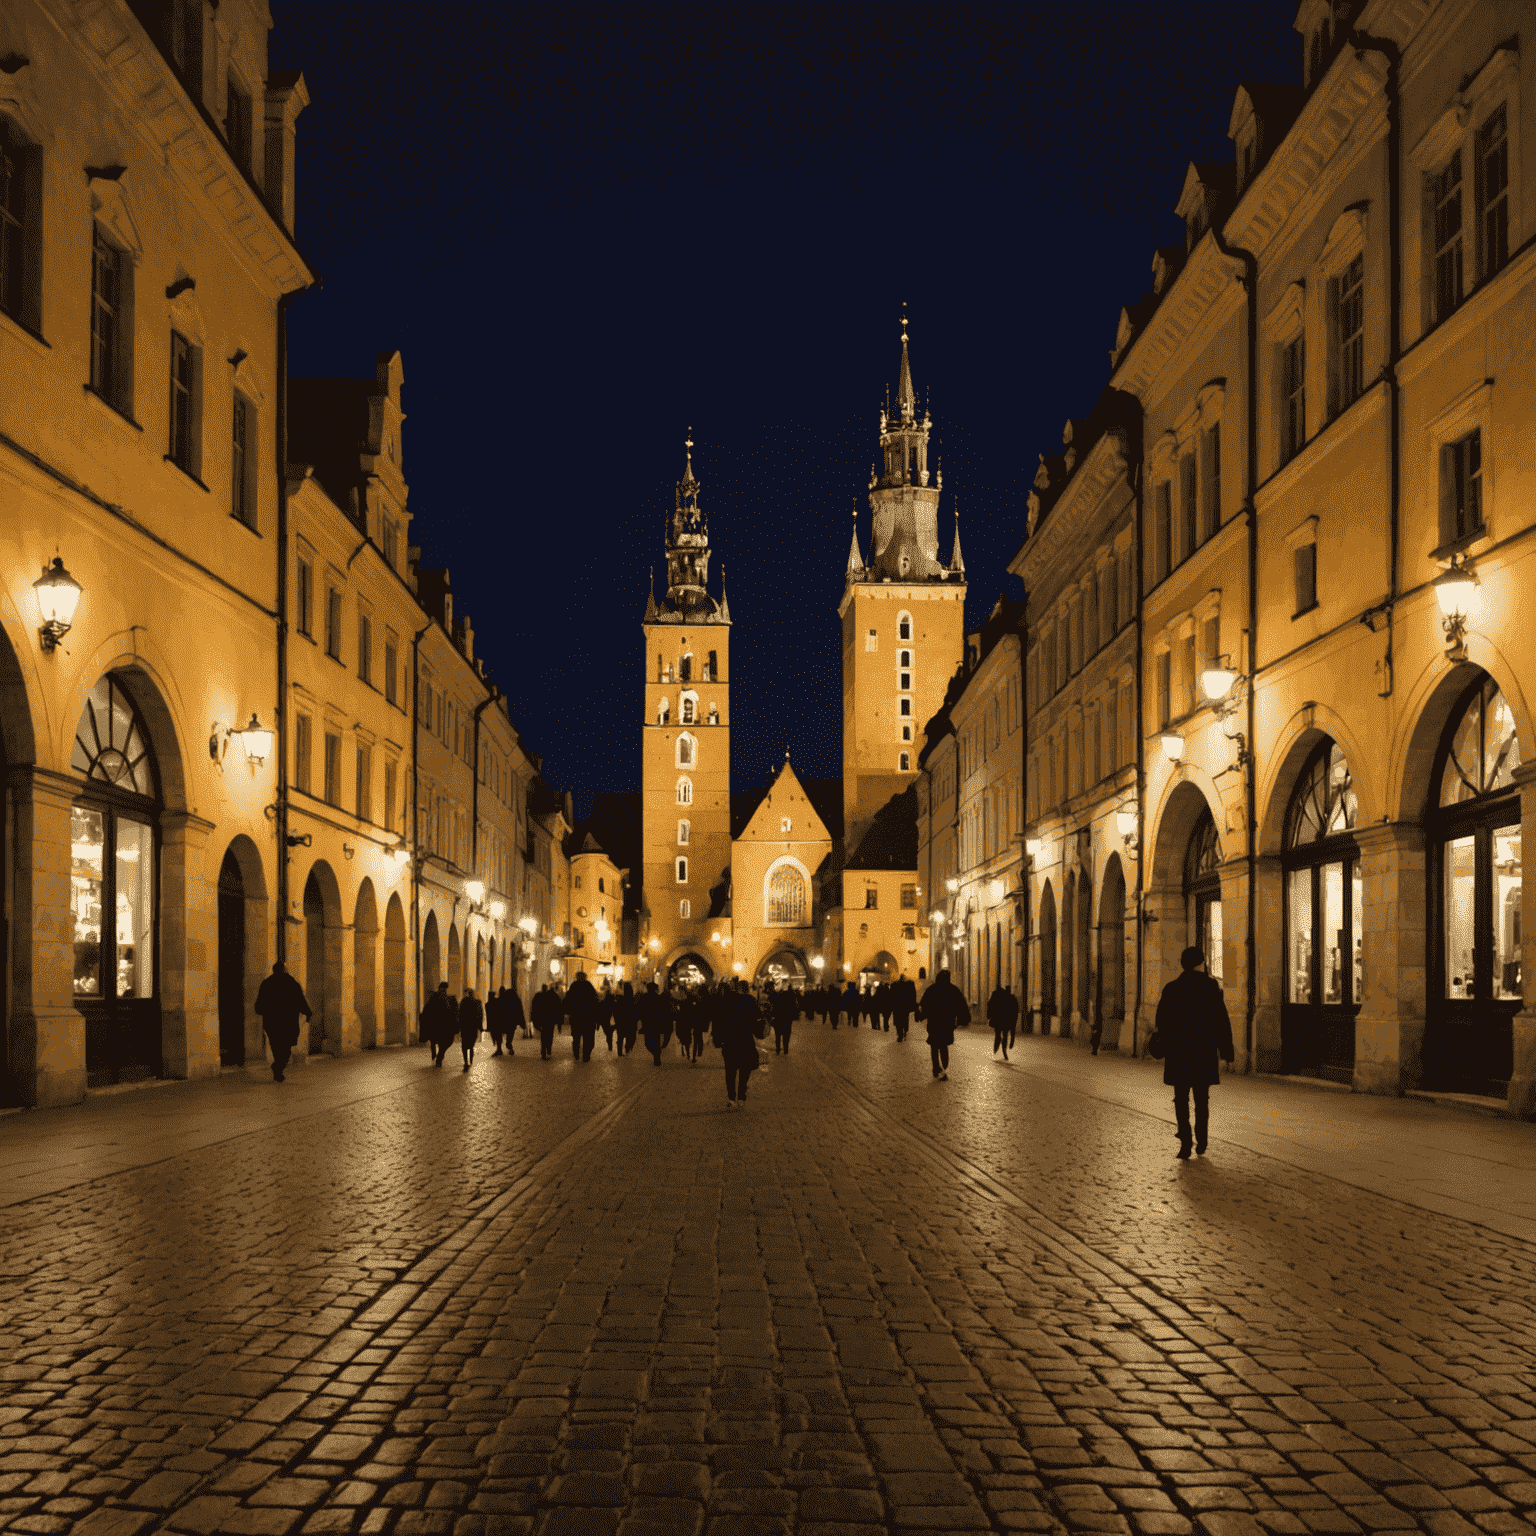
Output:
[217, 850, 245, 1065]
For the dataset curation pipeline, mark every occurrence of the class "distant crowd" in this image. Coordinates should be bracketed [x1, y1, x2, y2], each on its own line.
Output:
[415, 967, 1011, 1104]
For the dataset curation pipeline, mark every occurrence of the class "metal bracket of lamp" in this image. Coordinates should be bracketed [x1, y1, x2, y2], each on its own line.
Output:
[34, 556, 83, 653]
[1434, 554, 1477, 663]
[1200, 655, 1251, 772]
[209, 713, 273, 768]
[1114, 807, 1139, 859]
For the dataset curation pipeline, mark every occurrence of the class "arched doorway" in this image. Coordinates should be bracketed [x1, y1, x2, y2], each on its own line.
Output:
[666, 951, 713, 990]
[861, 950, 897, 988]
[1060, 873, 1076, 1035]
[1186, 809, 1223, 982]
[1038, 880, 1057, 1031]
[70, 673, 161, 1086]
[1098, 855, 1126, 1050]
[1426, 672, 1522, 1095]
[1075, 866, 1092, 1026]
[218, 850, 246, 1066]
[302, 863, 342, 1055]
[1282, 738, 1359, 1080]
[447, 923, 462, 996]
[422, 910, 441, 993]
[354, 879, 378, 1050]
[757, 949, 807, 987]
[384, 893, 407, 1043]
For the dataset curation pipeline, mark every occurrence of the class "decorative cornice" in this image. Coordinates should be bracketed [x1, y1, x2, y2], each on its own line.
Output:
[66, 0, 314, 294]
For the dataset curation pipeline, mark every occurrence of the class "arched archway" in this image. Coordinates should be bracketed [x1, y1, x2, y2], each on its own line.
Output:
[354, 879, 379, 1050]
[1075, 867, 1092, 1026]
[1038, 880, 1057, 1030]
[302, 862, 343, 1055]
[665, 950, 713, 990]
[1097, 855, 1126, 1050]
[217, 835, 268, 1068]
[384, 893, 407, 1044]
[1146, 780, 1221, 1006]
[422, 910, 442, 993]
[756, 949, 808, 986]
[447, 923, 462, 997]
[1060, 873, 1076, 1038]
[861, 950, 897, 986]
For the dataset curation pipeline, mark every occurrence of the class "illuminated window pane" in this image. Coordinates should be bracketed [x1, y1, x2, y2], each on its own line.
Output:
[115, 817, 154, 999]
[1495, 828, 1523, 1001]
[1444, 834, 1476, 998]
[1287, 868, 1311, 1004]
[72, 806, 105, 996]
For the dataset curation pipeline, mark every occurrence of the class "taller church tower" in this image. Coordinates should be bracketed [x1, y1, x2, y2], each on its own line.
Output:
[840, 317, 967, 853]
[641, 438, 732, 983]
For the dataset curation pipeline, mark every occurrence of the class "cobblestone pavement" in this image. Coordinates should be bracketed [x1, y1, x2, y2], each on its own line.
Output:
[2, 1023, 1535, 1536]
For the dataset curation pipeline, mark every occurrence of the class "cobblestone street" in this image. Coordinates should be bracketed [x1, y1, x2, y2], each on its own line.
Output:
[3, 1025, 1535, 1536]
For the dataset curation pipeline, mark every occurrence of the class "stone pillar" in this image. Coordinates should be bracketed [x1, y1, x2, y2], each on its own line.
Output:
[160, 810, 220, 1082]
[1252, 854, 1284, 1074]
[1352, 822, 1426, 1097]
[7, 768, 87, 1107]
[1218, 859, 1252, 1073]
[1507, 765, 1536, 1119]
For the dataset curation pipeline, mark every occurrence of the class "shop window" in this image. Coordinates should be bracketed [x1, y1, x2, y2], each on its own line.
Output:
[1282, 739, 1360, 1079]
[70, 674, 161, 1085]
[1428, 673, 1522, 1095]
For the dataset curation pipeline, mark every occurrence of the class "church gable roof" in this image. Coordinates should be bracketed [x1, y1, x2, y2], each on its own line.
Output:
[736, 758, 831, 846]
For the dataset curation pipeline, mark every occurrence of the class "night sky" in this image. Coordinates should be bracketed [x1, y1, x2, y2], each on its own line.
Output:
[270, 1, 1300, 819]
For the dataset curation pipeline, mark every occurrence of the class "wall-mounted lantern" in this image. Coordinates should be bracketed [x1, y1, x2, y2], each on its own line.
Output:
[1434, 555, 1477, 662]
[34, 556, 83, 652]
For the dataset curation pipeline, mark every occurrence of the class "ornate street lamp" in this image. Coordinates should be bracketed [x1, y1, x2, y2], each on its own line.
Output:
[237, 713, 273, 766]
[1160, 731, 1185, 763]
[1435, 555, 1477, 662]
[464, 878, 486, 906]
[34, 556, 83, 652]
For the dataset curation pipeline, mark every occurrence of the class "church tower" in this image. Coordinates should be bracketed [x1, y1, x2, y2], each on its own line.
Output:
[840, 316, 967, 853]
[641, 437, 732, 984]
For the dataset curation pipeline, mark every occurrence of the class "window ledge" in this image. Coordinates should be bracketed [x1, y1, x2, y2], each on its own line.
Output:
[0, 309, 50, 355]
[1292, 600, 1320, 621]
[83, 384, 141, 432]
[1429, 529, 1491, 564]
[164, 456, 210, 493]
[230, 511, 262, 537]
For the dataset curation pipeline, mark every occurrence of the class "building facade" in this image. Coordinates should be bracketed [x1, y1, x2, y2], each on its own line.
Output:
[567, 830, 623, 983]
[0, 0, 311, 1104]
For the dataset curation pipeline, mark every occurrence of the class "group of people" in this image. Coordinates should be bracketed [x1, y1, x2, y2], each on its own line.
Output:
[420, 982, 525, 1069]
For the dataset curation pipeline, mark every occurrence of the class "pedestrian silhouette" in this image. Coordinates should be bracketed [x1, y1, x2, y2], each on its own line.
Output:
[987, 984, 1018, 1061]
[1154, 944, 1235, 1158]
[919, 968, 967, 1080]
[254, 961, 310, 1082]
[458, 988, 483, 1070]
[421, 981, 457, 1068]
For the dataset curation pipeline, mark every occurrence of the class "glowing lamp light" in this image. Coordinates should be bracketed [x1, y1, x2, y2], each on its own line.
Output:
[238, 713, 274, 766]
[1434, 560, 1477, 619]
[464, 878, 486, 905]
[549, 958, 562, 975]
[733, 960, 744, 974]
[711, 931, 721, 943]
[391, 842, 411, 868]
[930, 909, 944, 925]
[34, 555, 83, 652]
[553, 933, 568, 949]
[1025, 837, 1043, 860]
[648, 936, 661, 950]
[489, 900, 506, 921]
[811, 956, 824, 970]
[1201, 665, 1237, 703]
[989, 878, 1006, 905]
[1115, 809, 1138, 838]
[843, 962, 851, 973]
[518, 915, 537, 935]
[945, 877, 959, 893]
[1161, 732, 1186, 763]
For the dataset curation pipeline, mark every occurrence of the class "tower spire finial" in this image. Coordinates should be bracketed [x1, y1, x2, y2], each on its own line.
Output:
[949, 496, 965, 576]
[897, 303, 915, 420]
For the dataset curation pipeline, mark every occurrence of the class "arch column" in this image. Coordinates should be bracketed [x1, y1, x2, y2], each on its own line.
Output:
[159, 809, 219, 1082]
[6, 767, 87, 1107]
[1352, 822, 1427, 1098]
[1508, 764, 1536, 1118]
[1253, 853, 1285, 1073]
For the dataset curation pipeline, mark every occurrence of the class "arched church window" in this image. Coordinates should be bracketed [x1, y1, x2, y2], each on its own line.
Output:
[70, 673, 161, 1084]
[676, 776, 692, 805]
[898, 612, 912, 641]
[768, 864, 807, 925]
[1428, 673, 1522, 1094]
[676, 733, 696, 767]
[1184, 806, 1222, 984]
[677, 820, 690, 845]
[899, 752, 910, 771]
[1282, 738, 1359, 1078]
[676, 857, 689, 884]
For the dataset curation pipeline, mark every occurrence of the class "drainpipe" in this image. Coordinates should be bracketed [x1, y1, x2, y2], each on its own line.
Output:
[1211, 228, 1259, 1069]
[409, 618, 431, 1021]
[274, 286, 302, 965]
[1352, 31, 1402, 687]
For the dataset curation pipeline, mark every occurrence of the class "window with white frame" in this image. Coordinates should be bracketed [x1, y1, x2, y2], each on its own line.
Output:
[681, 691, 697, 724]
[1477, 104, 1510, 282]
[1428, 380, 1493, 550]
[657, 697, 669, 725]
[898, 611, 912, 641]
[676, 776, 692, 805]
[679, 899, 691, 919]
[676, 857, 688, 884]
[899, 697, 911, 717]
[1288, 516, 1319, 616]
[676, 732, 696, 768]
[899, 752, 910, 771]
[677, 819, 690, 845]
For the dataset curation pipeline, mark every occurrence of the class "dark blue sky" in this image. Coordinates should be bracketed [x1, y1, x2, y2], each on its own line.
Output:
[271, 1, 1300, 818]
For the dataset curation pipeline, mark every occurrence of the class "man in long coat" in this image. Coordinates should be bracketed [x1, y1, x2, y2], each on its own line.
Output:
[987, 984, 1020, 1061]
[718, 980, 763, 1106]
[918, 968, 968, 1080]
[254, 961, 311, 1082]
[565, 971, 602, 1062]
[1154, 945, 1235, 1158]
[458, 988, 484, 1070]
[891, 973, 917, 1043]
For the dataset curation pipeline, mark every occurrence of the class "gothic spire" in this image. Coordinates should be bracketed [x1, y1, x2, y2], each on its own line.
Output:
[846, 508, 864, 578]
[949, 499, 965, 576]
[897, 304, 915, 421]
